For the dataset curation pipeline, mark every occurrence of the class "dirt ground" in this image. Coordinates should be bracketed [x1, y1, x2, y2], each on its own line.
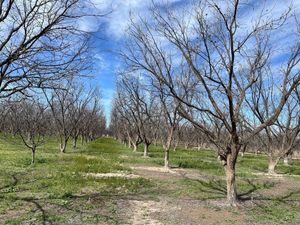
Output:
[113, 165, 300, 225]
[116, 198, 246, 225]
[1, 165, 299, 225]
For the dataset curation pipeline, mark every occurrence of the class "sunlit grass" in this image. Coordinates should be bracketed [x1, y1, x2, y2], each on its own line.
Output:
[0, 136, 299, 224]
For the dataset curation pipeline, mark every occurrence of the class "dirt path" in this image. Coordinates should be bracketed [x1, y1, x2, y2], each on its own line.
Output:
[131, 165, 300, 198]
[116, 165, 300, 224]
[116, 166, 247, 225]
[129, 165, 222, 181]
[84, 172, 140, 179]
[117, 199, 167, 225]
[116, 197, 246, 225]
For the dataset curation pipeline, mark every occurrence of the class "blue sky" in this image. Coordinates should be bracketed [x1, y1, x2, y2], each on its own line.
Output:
[80, 0, 190, 122]
[81, 0, 300, 122]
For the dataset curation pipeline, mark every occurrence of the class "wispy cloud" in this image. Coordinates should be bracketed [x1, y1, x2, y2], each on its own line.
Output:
[86, 0, 186, 38]
[82, 0, 300, 120]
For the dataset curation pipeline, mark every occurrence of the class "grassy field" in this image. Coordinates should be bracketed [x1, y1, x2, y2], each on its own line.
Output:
[0, 136, 300, 224]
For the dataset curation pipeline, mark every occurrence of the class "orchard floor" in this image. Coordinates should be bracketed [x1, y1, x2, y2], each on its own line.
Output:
[0, 136, 300, 225]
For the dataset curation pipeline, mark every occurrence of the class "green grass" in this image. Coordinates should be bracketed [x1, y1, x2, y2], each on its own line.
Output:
[0, 136, 299, 224]
[0, 136, 151, 224]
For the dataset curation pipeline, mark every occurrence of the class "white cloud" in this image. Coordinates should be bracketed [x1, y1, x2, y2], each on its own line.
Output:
[87, 0, 186, 38]
[83, 0, 300, 119]
[77, 16, 101, 32]
[93, 53, 108, 70]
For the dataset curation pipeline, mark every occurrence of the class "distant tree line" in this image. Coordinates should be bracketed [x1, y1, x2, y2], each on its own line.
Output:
[0, 81, 106, 163]
[0, 0, 107, 163]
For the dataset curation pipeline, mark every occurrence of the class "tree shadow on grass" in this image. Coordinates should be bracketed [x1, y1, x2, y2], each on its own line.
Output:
[2, 192, 118, 225]
[240, 188, 300, 203]
[22, 198, 50, 225]
[0, 174, 18, 191]
[0, 174, 51, 225]
[238, 178, 275, 200]
[0, 173, 117, 224]
[178, 172, 276, 202]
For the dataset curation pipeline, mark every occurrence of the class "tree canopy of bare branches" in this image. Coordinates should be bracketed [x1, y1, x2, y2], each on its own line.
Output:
[0, 0, 92, 98]
[116, 0, 300, 206]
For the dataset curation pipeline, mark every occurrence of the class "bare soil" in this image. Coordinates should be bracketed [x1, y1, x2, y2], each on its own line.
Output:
[84, 172, 140, 179]
[1, 165, 299, 225]
[117, 165, 300, 225]
[116, 197, 246, 225]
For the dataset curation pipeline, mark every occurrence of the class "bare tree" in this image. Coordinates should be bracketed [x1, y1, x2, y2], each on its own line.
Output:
[69, 85, 101, 149]
[79, 92, 106, 143]
[112, 90, 142, 151]
[116, 72, 158, 157]
[121, 1, 300, 205]
[249, 82, 300, 174]
[152, 79, 181, 169]
[279, 88, 300, 165]
[0, 0, 95, 98]
[43, 81, 105, 152]
[43, 81, 78, 153]
[6, 98, 49, 164]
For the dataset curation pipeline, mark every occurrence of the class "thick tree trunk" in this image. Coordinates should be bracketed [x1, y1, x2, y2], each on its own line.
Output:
[268, 157, 279, 174]
[143, 144, 149, 157]
[225, 154, 238, 206]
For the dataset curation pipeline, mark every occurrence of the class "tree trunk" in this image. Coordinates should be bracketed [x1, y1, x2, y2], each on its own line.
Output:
[81, 135, 84, 145]
[225, 154, 238, 206]
[164, 148, 169, 169]
[283, 157, 289, 166]
[173, 141, 178, 151]
[133, 142, 138, 152]
[143, 144, 149, 157]
[73, 136, 78, 150]
[60, 141, 67, 153]
[31, 147, 36, 164]
[240, 145, 246, 157]
[127, 133, 132, 148]
[164, 128, 174, 169]
[268, 157, 279, 174]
